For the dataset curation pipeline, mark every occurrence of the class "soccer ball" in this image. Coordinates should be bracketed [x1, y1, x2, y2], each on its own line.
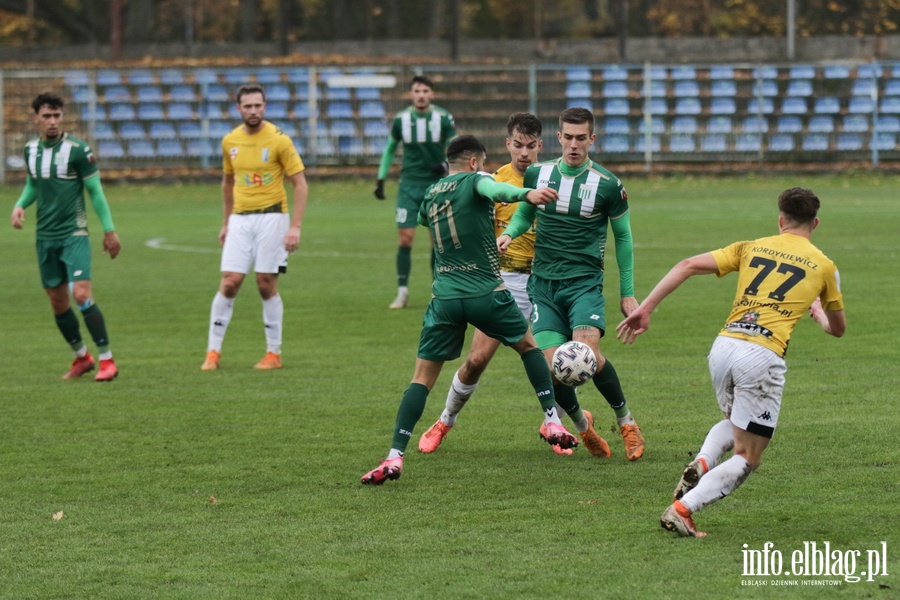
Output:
[552, 341, 598, 387]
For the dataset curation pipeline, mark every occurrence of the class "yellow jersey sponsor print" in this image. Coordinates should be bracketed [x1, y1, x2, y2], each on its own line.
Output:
[222, 122, 304, 213]
[493, 163, 536, 273]
[712, 233, 843, 357]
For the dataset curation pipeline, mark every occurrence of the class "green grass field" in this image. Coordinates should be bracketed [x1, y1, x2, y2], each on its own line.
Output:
[0, 174, 897, 599]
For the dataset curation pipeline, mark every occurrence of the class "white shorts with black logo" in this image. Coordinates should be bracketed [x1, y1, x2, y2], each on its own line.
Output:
[707, 335, 786, 439]
[500, 270, 531, 320]
[220, 212, 289, 275]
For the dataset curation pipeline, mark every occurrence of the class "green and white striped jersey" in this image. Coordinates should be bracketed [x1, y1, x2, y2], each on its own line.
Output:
[391, 104, 456, 183]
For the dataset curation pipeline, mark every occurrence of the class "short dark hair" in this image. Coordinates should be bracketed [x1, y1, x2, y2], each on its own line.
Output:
[559, 107, 594, 132]
[507, 112, 542, 138]
[236, 84, 266, 104]
[32, 92, 64, 113]
[778, 187, 820, 226]
[411, 75, 434, 90]
[446, 135, 486, 162]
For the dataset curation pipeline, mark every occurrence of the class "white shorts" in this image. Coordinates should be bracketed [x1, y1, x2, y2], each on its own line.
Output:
[221, 212, 289, 275]
[707, 336, 786, 439]
[500, 270, 531, 320]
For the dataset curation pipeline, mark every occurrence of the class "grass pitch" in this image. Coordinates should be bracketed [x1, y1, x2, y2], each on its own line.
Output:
[0, 173, 897, 599]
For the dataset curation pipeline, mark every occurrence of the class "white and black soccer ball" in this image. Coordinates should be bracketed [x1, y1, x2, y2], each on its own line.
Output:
[552, 341, 598, 387]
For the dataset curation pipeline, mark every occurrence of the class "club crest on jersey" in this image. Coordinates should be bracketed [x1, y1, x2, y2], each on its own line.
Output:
[262, 148, 270, 162]
[621, 188, 628, 202]
[229, 147, 239, 160]
[578, 186, 595, 201]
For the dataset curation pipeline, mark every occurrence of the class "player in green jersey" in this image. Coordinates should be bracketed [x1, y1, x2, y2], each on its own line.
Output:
[361, 135, 572, 485]
[500, 107, 645, 461]
[10, 93, 121, 381]
[373, 75, 456, 309]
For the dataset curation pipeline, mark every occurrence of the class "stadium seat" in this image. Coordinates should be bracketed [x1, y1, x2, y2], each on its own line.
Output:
[646, 65, 667, 81]
[875, 116, 900, 132]
[880, 97, 900, 114]
[206, 84, 230, 102]
[277, 122, 298, 138]
[187, 139, 216, 157]
[604, 98, 629, 115]
[71, 87, 95, 103]
[119, 122, 147, 140]
[157, 140, 185, 157]
[326, 86, 352, 100]
[841, 114, 869, 133]
[813, 97, 841, 114]
[224, 68, 251, 84]
[80, 105, 107, 120]
[97, 69, 122, 86]
[315, 137, 336, 155]
[256, 69, 283, 84]
[768, 134, 795, 152]
[136, 86, 164, 103]
[671, 116, 698, 134]
[330, 120, 357, 137]
[857, 64, 883, 79]
[836, 133, 863, 151]
[823, 64, 850, 79]
[104, 86, 132, 103]
[602, 81, 629, 98]
[127, 140, 156, 158]
[98, 140, 125, 159]
[91, 122, 116, 140]
[741, 116, 768, 134]
[892, 64, 900, 78]
[338, 138, 366, 156]
[604, 117, 631, 135]
[265, 102, 288, 119]
[601, 65, 628, 80]
[710, 98, 736, 115]
[287, 68, 310, 83]
[638, 117, 665, 134]
[109, 103, 136, 121]
[127, 69, 155, 85]
[565, 66, 592, 81]
[200, 102, 225, 120]
[267, 84, 291, 101]
[138, 103, 166, 120]
[295, 84, 322, 100]
[700, 134, 727, 152]
[710, 80, 737, 97]
[293, 102, 316, 119]
[363, 120, 390, 138]
[149, 121, 177, 139]
[669, 135, 696, 152]
[644, 97, 668, 115]
[735, 134, 762, 152]
[776, 116, 803, 133]
[673, 81, 700, 97]
[674, 98, 701, 115]
[802, 133, 829, 151]
[871, 132, 897, 150]
[566, 81, 592, 99]
[789, 65, 816, 79]
[356, 87, 382, 100]
[808, 115, 835, 133]
[359, 101, 386, 119]
[706, 116, 733, 134]
[885, 80, 900, 96]
[602, 135, 630, 153]
[848, 96, 876, 114]
[567, 98, 593, 111]
[751, 80, 778, 97]
[194, 69, 217, 85]
[169, 84, 196, 102]
[670, 65, 697, 80]
[781, 97, 807, 114]
[636, 135, 661, 153]
[786, 80, 813, 97]
[177, 122, 204, 139]
[160, 69, 186, 85]
[210, 121, 233, 138]
[326, 101, 354, 119]
[168, 103, 195, 120]
[65, 70, 90, 87]
[365, 138, 387, 155]
[752, 65, 778, 79]
[643, 80, 667, 98]
[851, 79, 877, 97]
[708, 65, 735, 80]
[747, 97, 775, 115]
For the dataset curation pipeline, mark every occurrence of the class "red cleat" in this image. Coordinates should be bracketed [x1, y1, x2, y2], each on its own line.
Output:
[62, 353, 95, 380]
[95, 358, 119, 382]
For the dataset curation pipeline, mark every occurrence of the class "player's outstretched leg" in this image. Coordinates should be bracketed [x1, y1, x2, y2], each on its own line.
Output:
[361, 457, 404, 485]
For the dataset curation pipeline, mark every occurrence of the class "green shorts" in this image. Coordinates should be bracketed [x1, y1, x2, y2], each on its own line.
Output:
[417, 291, 528, 361]
[36, 235, 93, 289]
[528, 273, 607, 343]
[396, 179, 433, 229]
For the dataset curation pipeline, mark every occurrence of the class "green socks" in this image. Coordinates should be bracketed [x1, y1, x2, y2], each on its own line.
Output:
[593, 359, 629, 418]
[81, 303, 110, 354]
[397, 246, 412, 287]
[391, 382, 430, 453]
[55, 308, 83, 351]
[520, 348, 556, 412]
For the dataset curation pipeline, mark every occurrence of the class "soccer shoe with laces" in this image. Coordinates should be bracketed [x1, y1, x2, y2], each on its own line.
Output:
[661, 501, 707, 538]
[95, 358, 119, 382]
[579, 410, 611, 458]
[539, 421, 579, 451]
[388, 292, 409, 309]
[538, 422, 575, 455]
[418, 420, 452, 453]
[201, 350, 221, 371]
[254, 352, 282, 370]
[361, 457, 403, 485]
[673, 457, 709, 501]
[62, 353, 95, 380]
[620, 422, 645, 461]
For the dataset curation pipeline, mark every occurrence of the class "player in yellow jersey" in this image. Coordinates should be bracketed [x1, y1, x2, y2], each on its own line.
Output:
[616, 187, 846, 537]
[418, 113, 563, 453]
[201, 84, 309, 371]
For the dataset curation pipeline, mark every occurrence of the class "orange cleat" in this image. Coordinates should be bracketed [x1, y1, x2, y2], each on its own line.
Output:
[418, 420, 452, 453]
[579, 410, 612, 458]
[201, 350, 221, 371]
[661, 501, 707, 538]
[62, 353, 95, 380]
[254, 352, 282, 370]
[620, 422, 645, 461]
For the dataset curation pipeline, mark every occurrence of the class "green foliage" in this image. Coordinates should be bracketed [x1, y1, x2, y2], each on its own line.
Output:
[0, 174, 896, 598]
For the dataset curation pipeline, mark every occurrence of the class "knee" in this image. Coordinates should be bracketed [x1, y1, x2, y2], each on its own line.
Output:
[460, 355, 489, 381]
[220, 275, 243, 297]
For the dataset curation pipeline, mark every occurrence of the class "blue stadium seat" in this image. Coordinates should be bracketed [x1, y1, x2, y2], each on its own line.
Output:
[194, 69, 217, 84]
[338, 138, 366, 156]
[138, 103, 166, 120]
[786, 80, 813, 97]
[604, 98, 629, 115]
[781, 97, 807, 114]
[885, 80, 900, 96]
[363, 120, 390, 138]
[836, 133, 863, 151]
[752, 65, 778, 79]
[673, 81, 699, 97]
[65, 70, 90, 87]
[741, 116, 768, 134]
[669, 135, 695, 152]
[671, 116, 698, 134]
[359, 101, 386, 119]
[157, 140, 185, 157]
[127, 140, 156, 158]
[848, 96, 876, 114]
[708, 65, 735, 80]
[710, 98, 736, 115]
[636, 135, 661, 153]
[71, 87, 95, 103]
[566, 81, 592, 99]
[601, 65, 628, 80]
[646, 65, 667, 81]
[710, 80, 737, 97]
[851, 79, 877, 96]
[109, 103, 136, 121]
[206, 84, 230, 102]
[638, 117, 665, 134]
[857, 64, 883, 79]
[177, 122, 204, 139]
[316, 137, 336, 155]
[98, 140, 125, 158]
[880, 96, 900, 114]
[789, 65, 816, 79]
[706, 116, 733, 134]
[267, 84, 291, 101]
[808, 115, 835, 133]
[210, 121, 233, 138]
[748, 97, 774, 114]
[567, 98, 593, 111]
[768, 134, 795, 152]
[326, 101, 354, 119]
[871, 132, 897, 150]
[602, 81, 629, 98]
[169, 84, 196, 102]
[127, 69, 155, 85]
[187, 139, 216, 157]
[294, 84, 322, 100]
[149, 121, 177, 139]
[644, 80, 667, 98]
[802, 133, 829, 151]
[104, 86, 132, 103]
[293, 102, 316, 119]
[366, 138, 387, 155]
[670, 65, 697, 80]
[97, 69, 122, 86]
[751, 80, 778, 97]
[776, 116, 803, 133]
[136, 86, 163, 103]
[674, 98, 701, 115]
[256, 69, 283, 84]
[160, 69, 186, 85]
[277, 122, 298, 138]
[565, 66, 592, 81]
[119, 122, 147, 140]
[326, 87, 352, 100]
[356, 87, 382, 100]
[80, 105, 107, 120]
[224, 68, 251, 84]
[603, 117, 631, 135]
[287, 68, 310, 83]
[265, 102, 288, 119]
[602, 135, 630, 153]
[735, 134, 762, 152]
[700, 134, 727, 152]
[91, 122, 116, 140]
[200, 103, 225, 120]
[813, 97, 841, 114]
[168, 103, 195, 120]
[644, 97, 668, 115]
[875, 116, 900, 132]
[892, 64, 900, 78]
[823, 64, 850, 79]
[841, 114, 869, 132]
[330, 120, 357, 137]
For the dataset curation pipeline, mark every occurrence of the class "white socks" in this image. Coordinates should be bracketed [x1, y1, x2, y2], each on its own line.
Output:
[680, 454, 752, 513]
[440, 370, 478, 426]
[262, 294, 284, 354]
[697, 419, 735, 470]
[207, 292, 234, 352]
